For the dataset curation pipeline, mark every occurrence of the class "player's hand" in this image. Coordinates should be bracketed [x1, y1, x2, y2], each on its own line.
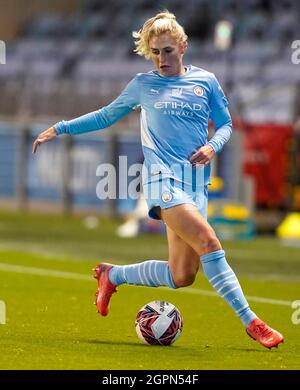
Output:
[190, 144, 215, 166]
[32, 127, 57, 154]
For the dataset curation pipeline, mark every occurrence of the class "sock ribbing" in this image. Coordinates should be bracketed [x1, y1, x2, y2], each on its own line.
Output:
[109, 260, 176, 289]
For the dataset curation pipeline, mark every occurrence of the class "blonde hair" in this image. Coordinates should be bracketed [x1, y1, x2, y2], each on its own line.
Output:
[133, 11, 188, 59]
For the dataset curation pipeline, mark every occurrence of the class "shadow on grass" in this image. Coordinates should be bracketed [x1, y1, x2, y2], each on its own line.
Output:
[83, 339, 185, 349]
[224, 346, 270, 353]
[83, 339, 268, 354]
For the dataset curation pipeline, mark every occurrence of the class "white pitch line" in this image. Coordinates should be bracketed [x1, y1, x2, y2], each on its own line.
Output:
[0, 262, 293, 307]
[0, 262, 90, 281]
[178, 287, 292, 306]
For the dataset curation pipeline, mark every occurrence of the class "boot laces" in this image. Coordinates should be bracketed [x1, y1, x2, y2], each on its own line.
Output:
[254, 323, 273, 338]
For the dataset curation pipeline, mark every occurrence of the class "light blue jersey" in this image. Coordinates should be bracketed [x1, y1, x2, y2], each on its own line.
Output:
[54, 65, 232, 187]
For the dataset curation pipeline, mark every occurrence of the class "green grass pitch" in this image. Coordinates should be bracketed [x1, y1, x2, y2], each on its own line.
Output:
[0, 211, 300, 369]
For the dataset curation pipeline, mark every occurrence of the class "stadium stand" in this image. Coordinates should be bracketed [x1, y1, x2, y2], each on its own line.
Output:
[0, 0, 299, 123]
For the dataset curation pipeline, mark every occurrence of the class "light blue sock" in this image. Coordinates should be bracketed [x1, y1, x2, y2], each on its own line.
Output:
[200, 250, 257, 327]
[109, 260, 176, 289]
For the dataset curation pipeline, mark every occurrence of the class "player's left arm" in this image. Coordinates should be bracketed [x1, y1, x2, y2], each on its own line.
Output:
[190, 75, 232, 165]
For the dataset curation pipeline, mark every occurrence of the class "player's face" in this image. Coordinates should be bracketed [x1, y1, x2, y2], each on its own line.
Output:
[149, 33, 187, 77]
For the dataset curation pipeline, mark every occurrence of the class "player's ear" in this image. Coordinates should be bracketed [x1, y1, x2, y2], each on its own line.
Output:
[181, 40, 188, 54]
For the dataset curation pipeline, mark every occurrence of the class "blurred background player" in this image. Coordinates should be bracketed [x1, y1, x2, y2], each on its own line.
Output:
[32, 11, 283, 349]
[116, 194, 147, 238]
[116, 193, 165, 237]
[116, 157, 164, 238]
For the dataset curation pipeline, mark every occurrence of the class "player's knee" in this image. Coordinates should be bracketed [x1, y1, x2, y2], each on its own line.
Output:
[172, 270, 197, 288]
[200, 233, 221, 254]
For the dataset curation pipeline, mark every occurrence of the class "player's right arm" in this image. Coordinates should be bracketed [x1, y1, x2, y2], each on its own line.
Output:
[32, 76, 140, 154]
[32, 126, 57, 153]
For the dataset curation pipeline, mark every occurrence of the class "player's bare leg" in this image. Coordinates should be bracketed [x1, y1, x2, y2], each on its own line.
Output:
[166, 226, 199, 287]
[160, 204, 221, 256]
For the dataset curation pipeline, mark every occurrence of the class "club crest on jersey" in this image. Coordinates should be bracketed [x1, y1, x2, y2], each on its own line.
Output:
[161, 191, 173, 203]
[193, 86, 204, 97]
[171, 88, 183, 97]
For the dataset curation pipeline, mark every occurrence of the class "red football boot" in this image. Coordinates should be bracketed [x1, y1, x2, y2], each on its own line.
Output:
[93, 263, 117, 316]
[246, 318, 284, 349]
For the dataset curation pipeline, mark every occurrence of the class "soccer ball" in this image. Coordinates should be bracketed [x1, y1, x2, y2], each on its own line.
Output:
[135, 301, 183, 346]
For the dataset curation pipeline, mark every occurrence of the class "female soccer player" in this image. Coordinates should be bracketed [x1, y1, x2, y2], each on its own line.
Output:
[32, 11, 283, 349]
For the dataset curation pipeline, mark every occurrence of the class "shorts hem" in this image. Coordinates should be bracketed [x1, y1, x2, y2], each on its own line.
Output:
[148, 200, 197, 220]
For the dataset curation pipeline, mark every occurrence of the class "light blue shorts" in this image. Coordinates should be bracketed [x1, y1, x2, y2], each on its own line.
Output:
[143, 177, 208, 220]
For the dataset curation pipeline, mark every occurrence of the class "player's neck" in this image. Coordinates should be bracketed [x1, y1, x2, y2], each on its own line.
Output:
[173, 64, 186, 76]
[178, 66, 186, 76]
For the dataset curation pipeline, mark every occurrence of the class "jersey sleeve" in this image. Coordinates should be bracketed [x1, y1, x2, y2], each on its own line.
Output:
[208, 75, 232, 153]
[208, 106, 232, 153]
[209, 74, 229, 113]
[54, 76, 140, 135]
